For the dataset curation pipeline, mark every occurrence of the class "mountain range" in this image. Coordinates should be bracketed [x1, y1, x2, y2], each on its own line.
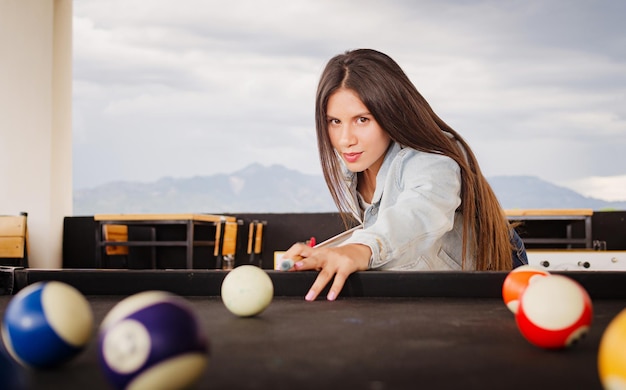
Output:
[73, 163, 626, 215]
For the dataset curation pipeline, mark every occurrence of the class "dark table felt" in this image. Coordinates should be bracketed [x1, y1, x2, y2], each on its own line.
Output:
[1, 296, 623, 390]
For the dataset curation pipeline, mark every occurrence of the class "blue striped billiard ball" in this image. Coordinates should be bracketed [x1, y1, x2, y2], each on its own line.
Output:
[1, 281, 94, 368]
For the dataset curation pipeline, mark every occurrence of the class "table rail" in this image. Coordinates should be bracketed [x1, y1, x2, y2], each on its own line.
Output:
[3, 267, 626, 299]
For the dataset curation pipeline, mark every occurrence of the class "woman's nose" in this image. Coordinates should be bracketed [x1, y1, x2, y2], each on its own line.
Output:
[337, 124, 357, 147]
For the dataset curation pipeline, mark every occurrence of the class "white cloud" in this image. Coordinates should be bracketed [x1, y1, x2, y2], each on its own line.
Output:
[72, 0, 626, 198]
[560, 175, 626, 202]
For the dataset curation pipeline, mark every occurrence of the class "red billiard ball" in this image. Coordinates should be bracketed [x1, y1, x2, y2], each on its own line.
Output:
[515, 274, 593, 349]
[502, 265, 550, 314]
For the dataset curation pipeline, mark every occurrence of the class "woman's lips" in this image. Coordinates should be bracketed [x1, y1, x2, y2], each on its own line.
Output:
[343, 152, 362, 163]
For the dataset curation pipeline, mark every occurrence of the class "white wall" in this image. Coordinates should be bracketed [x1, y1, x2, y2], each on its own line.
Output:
[0, 0, 73, 268]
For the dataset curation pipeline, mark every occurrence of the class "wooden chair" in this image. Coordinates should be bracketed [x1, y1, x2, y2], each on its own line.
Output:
[246, 220, 266, 267]
[102, 224, 156, 268]
[214, 220, 240, 269]
[103, 224, 130, 256]
[0, 212, 29, 267]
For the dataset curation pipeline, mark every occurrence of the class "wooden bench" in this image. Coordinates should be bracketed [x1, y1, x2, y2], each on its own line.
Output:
[0, 213, 28, 267]
[505, 209, 593, 249]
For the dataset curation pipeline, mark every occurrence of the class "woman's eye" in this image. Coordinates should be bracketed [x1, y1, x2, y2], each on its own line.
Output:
[328, 118, 340, 125]
[358, 117, 369, 124]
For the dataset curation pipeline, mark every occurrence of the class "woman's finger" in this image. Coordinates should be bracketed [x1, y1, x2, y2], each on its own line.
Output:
[280, 243, 312, 271]
[294, 254, 321, 271]
[282, 242, 307, 259]
[326, 270, 349, 301]
[304, 266, 335, 301]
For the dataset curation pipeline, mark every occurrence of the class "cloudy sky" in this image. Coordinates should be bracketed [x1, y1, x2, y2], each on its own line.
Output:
[73, 0, 626, 201]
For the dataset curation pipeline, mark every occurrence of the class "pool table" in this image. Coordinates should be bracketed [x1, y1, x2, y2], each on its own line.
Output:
[1, 267, 625, 389]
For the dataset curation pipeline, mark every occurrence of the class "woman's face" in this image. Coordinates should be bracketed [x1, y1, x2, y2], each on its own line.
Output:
[326, 88, 391, 174]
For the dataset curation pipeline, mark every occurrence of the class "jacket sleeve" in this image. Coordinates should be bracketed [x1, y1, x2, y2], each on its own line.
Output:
[343, 151, 462, 269]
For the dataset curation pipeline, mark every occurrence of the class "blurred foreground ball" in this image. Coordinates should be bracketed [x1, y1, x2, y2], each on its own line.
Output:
[98, 291, 209, 390]
[515, 274, 593, 349]
[502, 265, 550, 313]
[221, 265, 274, 317]
[598, 309, 626, 389]
[1, 281, 93, 368]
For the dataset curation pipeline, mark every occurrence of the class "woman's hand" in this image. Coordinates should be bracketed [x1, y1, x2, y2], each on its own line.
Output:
[282, 243, 371, 301]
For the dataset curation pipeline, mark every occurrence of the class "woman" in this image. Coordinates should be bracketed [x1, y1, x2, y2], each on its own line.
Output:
[283, 49, 527, 301]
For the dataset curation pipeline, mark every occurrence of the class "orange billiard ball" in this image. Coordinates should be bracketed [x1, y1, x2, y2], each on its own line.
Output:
[502, 265, 550, 314]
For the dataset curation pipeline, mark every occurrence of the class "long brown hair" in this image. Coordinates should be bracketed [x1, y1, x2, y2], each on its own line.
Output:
[315, 49, 511, 271]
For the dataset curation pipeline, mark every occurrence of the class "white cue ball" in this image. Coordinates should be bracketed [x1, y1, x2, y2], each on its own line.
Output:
[221, 265, 274, 317]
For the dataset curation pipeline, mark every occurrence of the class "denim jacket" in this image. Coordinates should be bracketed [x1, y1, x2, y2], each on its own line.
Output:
[342, 142, 476, 270]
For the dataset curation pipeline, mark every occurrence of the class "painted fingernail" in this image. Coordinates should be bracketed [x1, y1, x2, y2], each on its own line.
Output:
[305, 290, 315, 301]
[295, 261, 304, 269]
[327, 291, 336, 301]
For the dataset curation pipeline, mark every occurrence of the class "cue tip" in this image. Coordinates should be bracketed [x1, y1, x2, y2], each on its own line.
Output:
[279, 258, 295, 271]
